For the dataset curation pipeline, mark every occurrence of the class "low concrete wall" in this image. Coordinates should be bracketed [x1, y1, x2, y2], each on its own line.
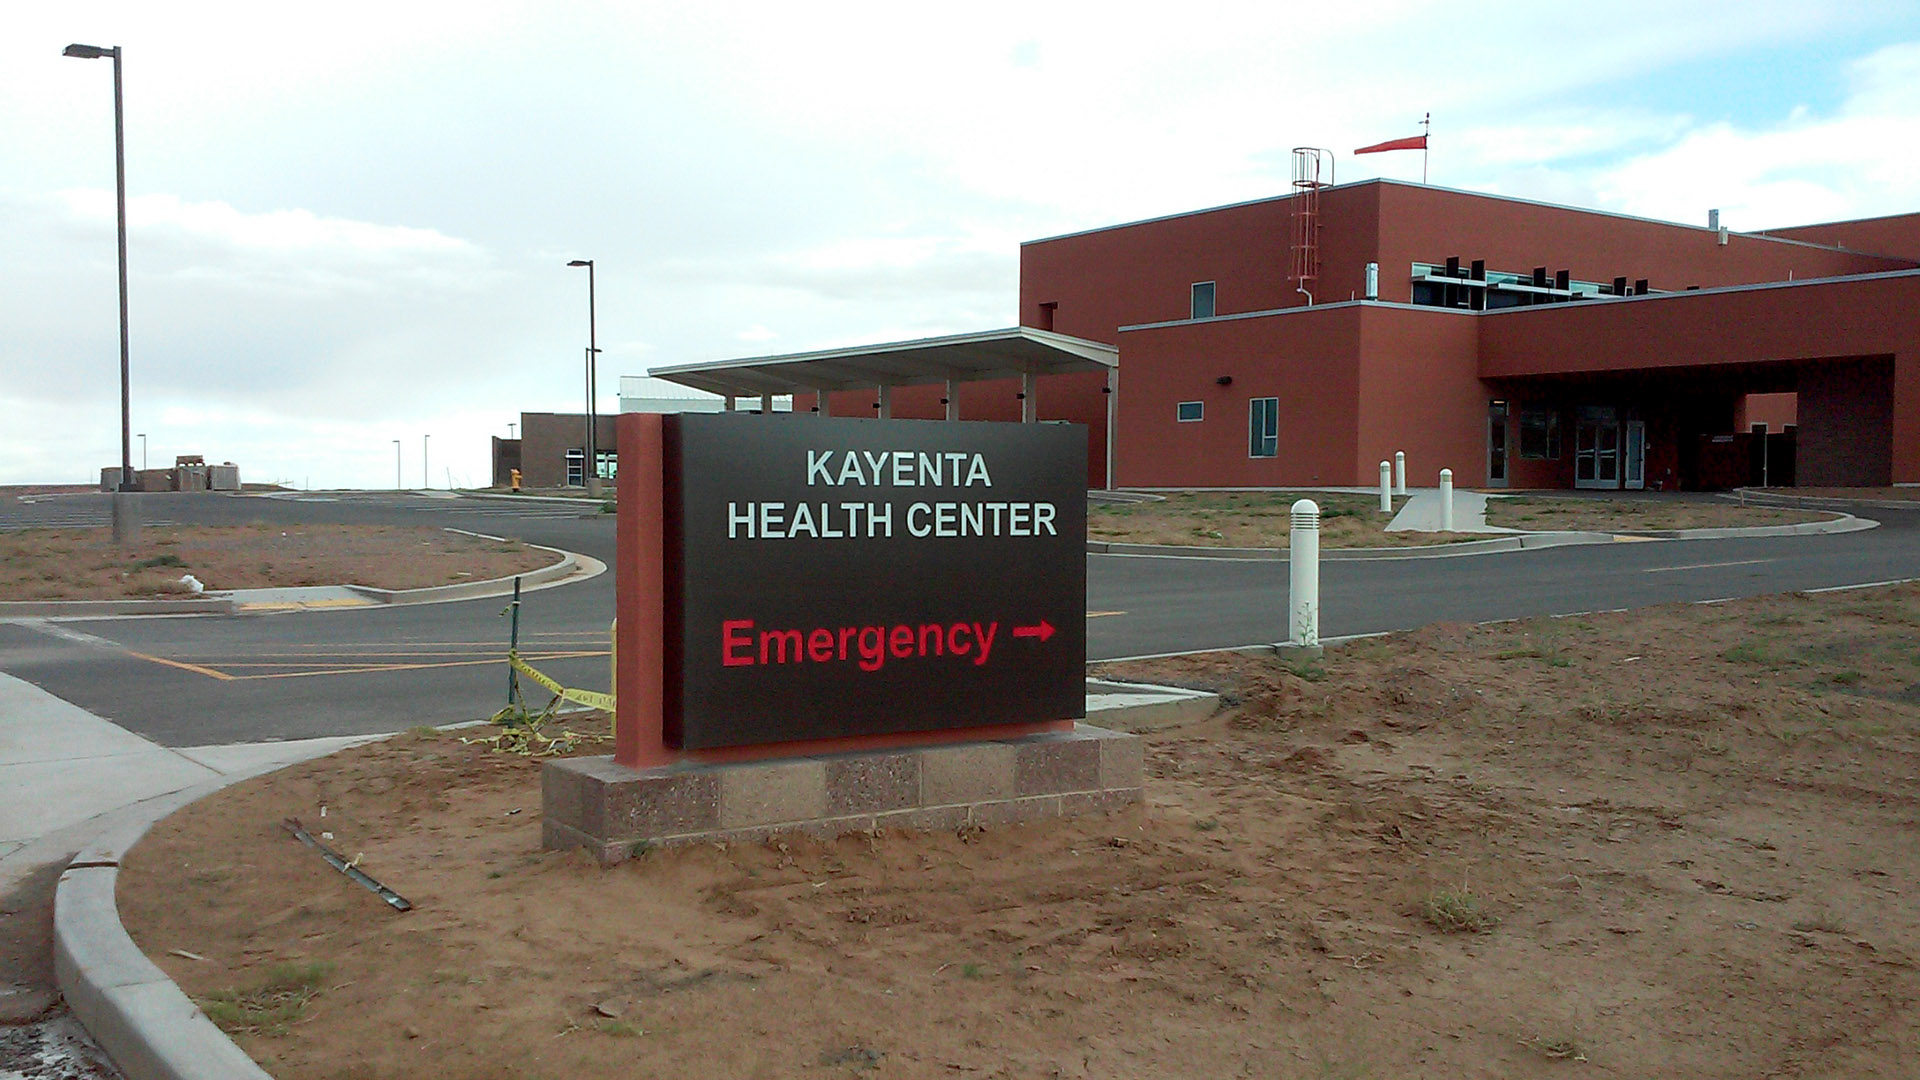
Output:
[544, 723, 1144, 863]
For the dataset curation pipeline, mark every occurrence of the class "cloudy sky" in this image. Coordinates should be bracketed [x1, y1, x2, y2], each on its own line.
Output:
[5, 2, 1919, 489]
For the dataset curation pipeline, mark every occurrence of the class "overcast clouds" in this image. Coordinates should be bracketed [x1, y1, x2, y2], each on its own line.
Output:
[4, 2, 1919, 489]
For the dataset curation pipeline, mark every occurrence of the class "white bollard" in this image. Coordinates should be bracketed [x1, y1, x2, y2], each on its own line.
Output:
[1440, 469, 1455, 532]
[1289, 499, 1320, 647]
[1379, 460, 1393, 512]
[1394, 451, 1407, 496]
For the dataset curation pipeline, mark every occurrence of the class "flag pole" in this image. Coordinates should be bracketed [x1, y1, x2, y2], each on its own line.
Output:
[1422, 112, 1430, 184]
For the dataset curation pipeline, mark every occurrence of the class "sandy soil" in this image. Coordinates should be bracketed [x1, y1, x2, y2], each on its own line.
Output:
[1484, 496, 1830, 532]
[118, 582, 1920, 1078]
[1090, 491, 1469, 549]
[0, 525, 556, 601]
[1768, 488, 1920, 503]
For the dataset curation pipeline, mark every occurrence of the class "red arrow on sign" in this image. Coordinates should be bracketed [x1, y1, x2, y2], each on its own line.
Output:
[1012, 620, 1055, 642]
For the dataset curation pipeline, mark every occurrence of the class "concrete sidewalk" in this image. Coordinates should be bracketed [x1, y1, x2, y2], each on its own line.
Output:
[0, 673, 378, 869]
[1384, 488, 1505, 534]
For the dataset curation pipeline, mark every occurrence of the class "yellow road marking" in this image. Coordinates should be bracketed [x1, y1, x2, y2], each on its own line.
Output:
[125, 649, 607, 682]
[1087, 610, 1128, 618]
[124, 650, 237, 682]
[232, 651, 606, 681]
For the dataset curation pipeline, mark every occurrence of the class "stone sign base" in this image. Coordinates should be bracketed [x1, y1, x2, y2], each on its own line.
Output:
[543, 723, 1143, 863]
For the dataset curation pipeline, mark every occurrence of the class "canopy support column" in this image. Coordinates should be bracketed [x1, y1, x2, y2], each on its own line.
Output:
[877, 385, 892, 420]
[760, 393, 773, 415]
[945, 379, 959, 421]
[1105, 365, 1117, 491]
[1021, 371, 1037, 423]
[816, 390, 831, 418]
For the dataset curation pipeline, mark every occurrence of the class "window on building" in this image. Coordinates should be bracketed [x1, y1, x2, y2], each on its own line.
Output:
[1249, 398, 1278, 457]
[1190, 281, 1216, 320]
[595, 450, 618, 480]
[565, 448, 585, 487]
[1177, 401, 1204, 422]
[1519, 408, 1562, 459]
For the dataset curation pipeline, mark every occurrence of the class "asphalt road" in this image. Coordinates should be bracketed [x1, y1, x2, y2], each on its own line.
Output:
[4, 490, 1918, 746]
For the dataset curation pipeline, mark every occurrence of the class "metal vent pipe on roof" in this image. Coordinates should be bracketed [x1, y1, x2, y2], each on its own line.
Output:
[1708, 209, 1720, 231]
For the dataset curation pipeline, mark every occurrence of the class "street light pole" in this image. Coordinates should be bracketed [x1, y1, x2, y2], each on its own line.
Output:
[64, 42, 136, 542]
[393, 439, 401, 490]
[423, 435, 431, 490]
[137, 432, 146, 471]
[566, 259, 600, 495]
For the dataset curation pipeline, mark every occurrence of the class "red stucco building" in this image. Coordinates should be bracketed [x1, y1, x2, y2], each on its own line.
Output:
[658, 180, 1920, 491]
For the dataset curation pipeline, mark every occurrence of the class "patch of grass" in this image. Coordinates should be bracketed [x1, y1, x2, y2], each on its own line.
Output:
[1722, 641, 1793, 667]
[132, 552, 186, 569]
[596, 1019, 645, 1037]
[1282, 659, 1327, 682]
[1192, 817, 1221, 832]
[1420, 888, 1498, 934]
[199, 960, 334, 1035]
[1822, 670, 1865, 686]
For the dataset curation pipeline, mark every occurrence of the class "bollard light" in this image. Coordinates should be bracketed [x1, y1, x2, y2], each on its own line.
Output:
[1440, 469, 1455, 532]
[1379, 460, 1393, 513]
[1289, 499, 1320, 647]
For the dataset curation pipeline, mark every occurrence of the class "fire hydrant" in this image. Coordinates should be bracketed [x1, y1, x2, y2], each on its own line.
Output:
[509, 468, 522, 492]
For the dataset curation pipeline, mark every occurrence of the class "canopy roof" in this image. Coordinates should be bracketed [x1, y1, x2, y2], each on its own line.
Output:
[648, 326, 1117, 398]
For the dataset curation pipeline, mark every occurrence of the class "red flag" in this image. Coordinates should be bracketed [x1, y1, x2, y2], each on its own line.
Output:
[1354, 135, 1427, 155]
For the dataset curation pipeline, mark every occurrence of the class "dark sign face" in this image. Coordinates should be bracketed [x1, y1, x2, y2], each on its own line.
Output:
[662, 414, 1086, 749]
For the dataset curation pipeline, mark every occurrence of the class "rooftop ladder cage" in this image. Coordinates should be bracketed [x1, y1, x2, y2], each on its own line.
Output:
[1289, 148, 1332, 304]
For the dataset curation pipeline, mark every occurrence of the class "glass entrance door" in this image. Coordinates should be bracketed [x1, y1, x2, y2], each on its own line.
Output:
[1623, 421, 1646, 490]
[1487, 401, 1509, 488]
[1575, 418, 1621, 489]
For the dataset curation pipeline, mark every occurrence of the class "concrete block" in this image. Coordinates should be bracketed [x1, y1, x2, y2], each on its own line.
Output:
[1059, 789, 1143, 818]
[920, 742, 1016, 805]
[971, 795, 1062, 828]
[719, 759, 827, 828]
[873, 804, 973, 833]
[1014, 736, 1102, 797]
[603, 769, 720, 839]
[824, 751, 919, 816]
[1094, 731, 1145, 791]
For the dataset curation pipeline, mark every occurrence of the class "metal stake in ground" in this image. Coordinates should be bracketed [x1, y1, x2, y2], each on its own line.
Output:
[505, 575, 523, 709]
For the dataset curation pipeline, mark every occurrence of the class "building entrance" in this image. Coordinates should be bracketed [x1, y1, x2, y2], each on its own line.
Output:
[1574, 408, 1645, 490]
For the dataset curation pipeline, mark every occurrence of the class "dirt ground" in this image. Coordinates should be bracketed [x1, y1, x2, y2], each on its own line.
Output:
[1484, 496, 1829, 532]
[1091, 490, 1823, 549]
[1090, 491, 1464, 549]
[118, 582, 1920, 1078]
[0, 525, 556, 601]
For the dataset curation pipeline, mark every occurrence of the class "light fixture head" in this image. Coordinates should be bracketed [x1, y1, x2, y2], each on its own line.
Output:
[566, 259, 592, 267]
[64, 44, 114, 59]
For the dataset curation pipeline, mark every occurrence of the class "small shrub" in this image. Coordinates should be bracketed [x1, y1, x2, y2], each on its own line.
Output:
[133, 552, 186, 570]
[1421, 888, 1497, 934]
[199, 960, 334, 1035]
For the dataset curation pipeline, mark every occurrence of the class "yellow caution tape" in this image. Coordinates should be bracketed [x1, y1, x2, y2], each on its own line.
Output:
[509, 651, 616, 712]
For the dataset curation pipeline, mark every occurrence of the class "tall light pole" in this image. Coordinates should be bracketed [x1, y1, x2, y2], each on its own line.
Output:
[393, 439, 401, 490]
[423, 435, 431, 490]
[137, 432, 146, 471]
[64, 42, 136, 542]
[566, 259, 600, 495]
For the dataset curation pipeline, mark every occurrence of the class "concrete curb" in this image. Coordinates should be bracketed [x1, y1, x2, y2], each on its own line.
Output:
[341, 543, 580, 605]
[1, 543, 595, 619]
[51, 765, 313, 1080]
[1727, 488, 1920, 513]
[1085, 511, 1870, 561]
